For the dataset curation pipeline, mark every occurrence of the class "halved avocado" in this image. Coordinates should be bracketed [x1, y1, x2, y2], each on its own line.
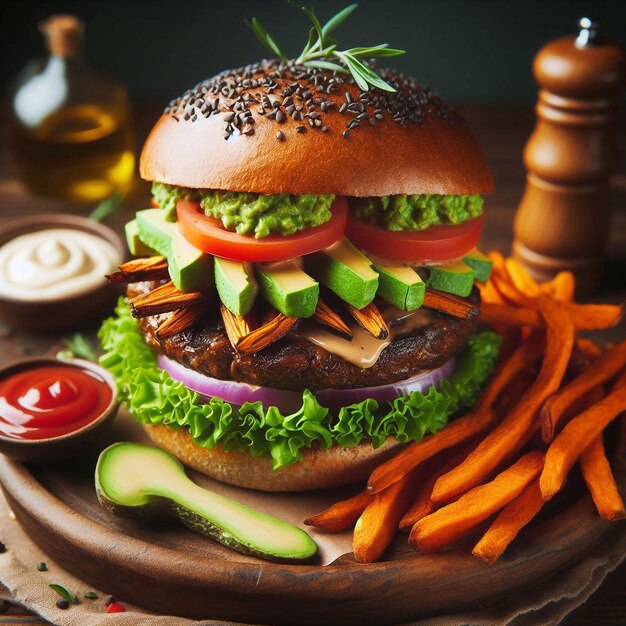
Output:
[95, 443, 318, 563]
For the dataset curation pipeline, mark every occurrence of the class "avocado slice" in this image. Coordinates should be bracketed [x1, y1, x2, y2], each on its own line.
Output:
[426, 259, 476, 297]
[462, 248, 493, 284]
[136, 208, 213, 292]
[304, 239, 378, 309]
[95, 443, 318, 563]
[256, 261, 319, 318]
[214, 257, 258, 316]
[374, 263, 425, 310]
[125, 219, 158, 257]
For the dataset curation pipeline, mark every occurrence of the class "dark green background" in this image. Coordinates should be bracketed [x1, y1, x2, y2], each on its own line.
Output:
[1, 0, 625, 105]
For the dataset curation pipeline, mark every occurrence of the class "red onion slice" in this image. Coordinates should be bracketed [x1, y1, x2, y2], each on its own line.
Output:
[158, 354, 455, 413]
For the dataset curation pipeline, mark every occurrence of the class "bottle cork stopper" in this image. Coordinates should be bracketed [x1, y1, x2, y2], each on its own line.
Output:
[39, 15, 84, 57]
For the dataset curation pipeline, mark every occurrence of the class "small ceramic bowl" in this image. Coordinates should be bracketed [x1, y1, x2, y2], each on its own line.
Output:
[0, 357, 119, 463]
[0, 214, 125, 332]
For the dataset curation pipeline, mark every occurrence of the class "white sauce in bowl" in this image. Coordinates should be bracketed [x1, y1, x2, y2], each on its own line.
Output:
[0, 228, 120, 301]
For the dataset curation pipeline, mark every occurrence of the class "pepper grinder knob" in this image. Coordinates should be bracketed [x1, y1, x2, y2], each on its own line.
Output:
[575, 16, 598, 48]
[512, 18, 626, 296]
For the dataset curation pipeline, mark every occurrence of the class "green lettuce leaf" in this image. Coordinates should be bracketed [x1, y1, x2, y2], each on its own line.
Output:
[99, 299, 500, 469]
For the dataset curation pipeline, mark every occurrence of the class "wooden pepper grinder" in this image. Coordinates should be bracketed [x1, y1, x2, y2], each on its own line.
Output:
[513, 17, 626, 296]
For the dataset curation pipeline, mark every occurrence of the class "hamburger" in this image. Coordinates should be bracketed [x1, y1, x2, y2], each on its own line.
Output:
[100, 6, 500, 492]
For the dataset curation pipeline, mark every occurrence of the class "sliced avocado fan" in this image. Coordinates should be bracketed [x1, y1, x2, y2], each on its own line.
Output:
[95, 443, 318, 563]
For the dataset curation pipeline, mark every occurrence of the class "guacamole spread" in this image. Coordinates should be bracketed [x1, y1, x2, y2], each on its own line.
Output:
[351, 194, 484, 231]
[152, 183, 334, 238]
[200, 191, 334, 238]
[151, 183, 199, 222]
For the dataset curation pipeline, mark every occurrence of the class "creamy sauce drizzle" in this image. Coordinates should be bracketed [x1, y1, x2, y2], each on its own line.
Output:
[0, 228, 120, 301]
[299, 307, 432, 368]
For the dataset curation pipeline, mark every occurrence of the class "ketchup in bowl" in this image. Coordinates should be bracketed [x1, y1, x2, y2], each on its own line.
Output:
[0, 364, 113, 440]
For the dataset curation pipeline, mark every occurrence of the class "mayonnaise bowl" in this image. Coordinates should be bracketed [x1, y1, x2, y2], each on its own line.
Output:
[0, 215, 125, 331]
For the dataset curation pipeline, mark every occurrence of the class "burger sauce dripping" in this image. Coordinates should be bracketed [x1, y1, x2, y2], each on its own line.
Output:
[298, 307, 432, 368]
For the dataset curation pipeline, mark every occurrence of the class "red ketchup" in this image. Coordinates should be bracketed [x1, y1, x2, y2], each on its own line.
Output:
[0, 366, 112, 440]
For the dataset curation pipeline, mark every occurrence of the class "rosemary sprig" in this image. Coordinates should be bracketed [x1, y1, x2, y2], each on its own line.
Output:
[246, 3, 405, 92]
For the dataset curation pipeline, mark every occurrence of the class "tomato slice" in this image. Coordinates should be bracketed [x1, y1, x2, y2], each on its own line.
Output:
[346, 213, 484, 263]
[177, 197, 348, 262]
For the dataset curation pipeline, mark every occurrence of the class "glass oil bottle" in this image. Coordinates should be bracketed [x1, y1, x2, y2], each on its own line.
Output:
[6, 15, 135, 202]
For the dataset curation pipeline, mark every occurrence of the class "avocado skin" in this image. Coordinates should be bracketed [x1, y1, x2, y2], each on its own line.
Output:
[135, 209, 213, 292]
[374, 265, 425, 310]
[462, 250, 493, 284]
[255, 265, 319, 318]
[426, 262, 475, 298]
[96, 489, 317, 564]
[214, 258, 257, 316]
[305, 251, 378, 310]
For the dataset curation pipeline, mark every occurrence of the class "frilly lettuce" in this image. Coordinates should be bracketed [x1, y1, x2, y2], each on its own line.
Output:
[99, 299, 500, 469]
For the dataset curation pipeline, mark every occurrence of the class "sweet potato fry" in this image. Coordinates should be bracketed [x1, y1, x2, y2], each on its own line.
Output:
[479, 302, 623, 331]
[540, 385, 626, 500]
[472, 477, 544, 564]
[541, 339, 626, 442]
[369, 333, 544, 496]
[304, 490, 373, 532]
[477, 279, 506, 305]
[490, 271, 536, 308]
[490, 271, 537, 308]
[579, 435, 626, 521]
[575, 337, 604, 361]
[409, 451, 544, 553]
[366, 409, 495, 495]
[354, 469, 420, 562]
[504, 258, 543, 298]
[399, 447, 472, 531]
[548, 271, 575, 303]
[432, 296, 574, 503]
[480, 333, 544, 410]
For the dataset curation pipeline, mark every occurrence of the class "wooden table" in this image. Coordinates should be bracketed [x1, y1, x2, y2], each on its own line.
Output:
[0, 105, 625, 625]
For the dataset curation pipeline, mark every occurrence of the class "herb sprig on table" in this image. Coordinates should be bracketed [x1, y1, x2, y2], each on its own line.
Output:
[247, 3, 405, 92]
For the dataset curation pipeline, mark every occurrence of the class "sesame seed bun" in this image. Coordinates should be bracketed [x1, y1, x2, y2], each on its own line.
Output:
[139, 60, 493, 196]
[144, 423, 403, 492]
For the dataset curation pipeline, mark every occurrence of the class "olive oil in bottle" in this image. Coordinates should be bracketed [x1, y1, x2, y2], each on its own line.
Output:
[7, 15, 135, 202]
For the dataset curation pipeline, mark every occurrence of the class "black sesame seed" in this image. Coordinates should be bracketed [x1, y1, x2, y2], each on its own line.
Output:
[56, 599, 70, 610]
[342, 130, 350, 138]
[296, 126, 307, 133]
[276, 130, 286, 142]
[163, 59, 458, 137]
[321, 125, 328, 132]
[37, 562, 48, 572]
[105, 596, 116, 607]
[275, 110, 286, 123]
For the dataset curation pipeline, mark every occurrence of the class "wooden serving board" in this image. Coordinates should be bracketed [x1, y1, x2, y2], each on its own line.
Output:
[0, 411, 624, 626]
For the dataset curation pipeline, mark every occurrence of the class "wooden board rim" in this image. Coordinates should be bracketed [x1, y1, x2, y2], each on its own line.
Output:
[0, 416, 624, 624]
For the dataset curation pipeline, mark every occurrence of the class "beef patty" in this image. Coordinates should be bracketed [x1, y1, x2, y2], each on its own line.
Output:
[134, 286, 478, 391]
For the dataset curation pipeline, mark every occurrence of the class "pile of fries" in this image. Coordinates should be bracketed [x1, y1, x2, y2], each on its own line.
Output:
[305, 253, 626, 564]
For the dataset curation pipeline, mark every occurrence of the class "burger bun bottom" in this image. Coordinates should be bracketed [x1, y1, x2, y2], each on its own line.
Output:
[144, 423, 403, 492]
